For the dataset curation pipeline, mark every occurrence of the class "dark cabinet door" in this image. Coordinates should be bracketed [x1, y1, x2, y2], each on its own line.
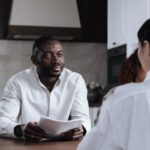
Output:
[77, 0, 107, 42]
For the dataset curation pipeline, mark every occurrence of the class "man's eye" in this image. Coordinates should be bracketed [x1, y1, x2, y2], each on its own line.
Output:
[43, 53, 51, 58]
[57, 52, 64, 57]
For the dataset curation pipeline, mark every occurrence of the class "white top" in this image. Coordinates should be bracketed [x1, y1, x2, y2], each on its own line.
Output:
[0, 65, 91, 138]
[77, 72, 150, 150]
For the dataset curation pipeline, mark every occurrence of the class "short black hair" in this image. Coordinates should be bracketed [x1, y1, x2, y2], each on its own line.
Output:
[32, 36, 58, 55]
[138, 19, 150, 45]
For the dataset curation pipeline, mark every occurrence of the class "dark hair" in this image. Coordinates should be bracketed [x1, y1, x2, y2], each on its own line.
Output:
[138, 19, 150, 45]
[32, 36, 58, 55]
[118, 49, 141, 84]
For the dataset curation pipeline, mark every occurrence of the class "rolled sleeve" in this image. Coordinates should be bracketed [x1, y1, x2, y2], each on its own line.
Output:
[0, 78, 21, 137]
[71, 75, 91, 133]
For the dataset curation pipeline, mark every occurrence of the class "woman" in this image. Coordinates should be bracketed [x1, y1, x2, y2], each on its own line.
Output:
[77, 19, 150, 150]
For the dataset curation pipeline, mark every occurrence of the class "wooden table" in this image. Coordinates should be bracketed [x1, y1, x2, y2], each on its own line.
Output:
[0, 138, 80, 150]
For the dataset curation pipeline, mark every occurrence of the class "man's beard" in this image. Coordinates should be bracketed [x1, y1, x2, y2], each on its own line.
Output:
[37, 64, 64, 78]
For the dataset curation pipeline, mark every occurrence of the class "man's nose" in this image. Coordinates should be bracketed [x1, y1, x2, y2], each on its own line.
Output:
[51, 55, 59, 63]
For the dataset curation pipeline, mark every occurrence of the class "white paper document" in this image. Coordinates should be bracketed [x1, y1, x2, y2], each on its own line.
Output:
[39, 116, 82, 136]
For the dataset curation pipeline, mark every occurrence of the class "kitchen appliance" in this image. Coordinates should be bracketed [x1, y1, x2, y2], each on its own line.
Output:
[87, 45, 127, 107]
[107, 44, 127, 86]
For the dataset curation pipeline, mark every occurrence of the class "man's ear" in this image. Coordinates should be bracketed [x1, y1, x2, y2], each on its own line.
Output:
[31, 55, 38, 65]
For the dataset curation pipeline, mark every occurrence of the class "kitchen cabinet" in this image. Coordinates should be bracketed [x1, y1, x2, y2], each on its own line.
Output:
[127, 0, 150, 55]
[107, 0, 129, 49]
[77, 0, 107, 42]
[0, 0, 12, 39]
[108, 0, 150, 56]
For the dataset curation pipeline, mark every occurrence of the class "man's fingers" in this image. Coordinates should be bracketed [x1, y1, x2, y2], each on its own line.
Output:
[72, 127, 83, 140]
[60, 126, 84, 141]
[24, 132, 42, 142]
[70, 126, 83, 136]
[24, 122, 46, 138]
[28, 122, 45, 132]
[72, 133, 83, 140]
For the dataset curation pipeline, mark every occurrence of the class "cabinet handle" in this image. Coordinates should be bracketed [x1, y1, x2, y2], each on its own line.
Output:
[112, 41, 119, 45]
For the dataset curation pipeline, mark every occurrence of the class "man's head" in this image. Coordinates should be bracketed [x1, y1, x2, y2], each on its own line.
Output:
[137, 19, 150, 73]
[31, 36, 65, 78]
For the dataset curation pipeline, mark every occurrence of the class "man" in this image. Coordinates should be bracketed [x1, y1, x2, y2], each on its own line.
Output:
[0, 36, 91, 142]
[77, 19, 150, 150]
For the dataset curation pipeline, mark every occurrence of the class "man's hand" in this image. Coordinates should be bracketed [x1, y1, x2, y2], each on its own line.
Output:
[14, 122, 46, 142]
[60, 126, 84, 141]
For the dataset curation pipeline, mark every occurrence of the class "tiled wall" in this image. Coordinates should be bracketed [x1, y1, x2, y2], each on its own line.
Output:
[0, 40, 107, 95]
[63, 42, 107, 85]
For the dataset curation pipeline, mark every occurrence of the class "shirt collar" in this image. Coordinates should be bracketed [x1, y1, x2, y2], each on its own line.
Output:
[144, 70, 150, 81]
[59, 68, 65, 81]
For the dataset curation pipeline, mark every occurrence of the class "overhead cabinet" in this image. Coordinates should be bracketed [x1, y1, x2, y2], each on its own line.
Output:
[108, 0, 150, 56]
[107, 0, 129, 49]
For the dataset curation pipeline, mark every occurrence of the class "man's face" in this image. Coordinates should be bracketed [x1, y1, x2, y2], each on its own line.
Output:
[35, 40, 65, 77]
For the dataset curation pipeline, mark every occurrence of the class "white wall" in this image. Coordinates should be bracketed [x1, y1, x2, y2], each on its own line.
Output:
[0, 40, 107, 95]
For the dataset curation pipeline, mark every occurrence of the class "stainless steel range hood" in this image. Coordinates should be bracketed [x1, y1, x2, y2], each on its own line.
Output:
[7, 0, 82, 40]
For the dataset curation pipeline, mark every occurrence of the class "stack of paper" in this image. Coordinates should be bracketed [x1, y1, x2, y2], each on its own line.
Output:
[39, 116, 82, 136]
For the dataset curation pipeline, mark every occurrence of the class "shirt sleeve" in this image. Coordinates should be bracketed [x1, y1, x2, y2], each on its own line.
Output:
[0, 78, 21, 138]
[70, 75, 91, 133]
[77, 104, 118, 150]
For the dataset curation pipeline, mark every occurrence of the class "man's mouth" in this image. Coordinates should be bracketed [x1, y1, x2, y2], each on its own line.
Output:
[51, 65, 61, 72]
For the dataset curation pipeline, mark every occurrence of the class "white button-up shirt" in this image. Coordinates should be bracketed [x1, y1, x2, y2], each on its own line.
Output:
[77, 71, 150, 150]
[0, 65, 91, 138]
